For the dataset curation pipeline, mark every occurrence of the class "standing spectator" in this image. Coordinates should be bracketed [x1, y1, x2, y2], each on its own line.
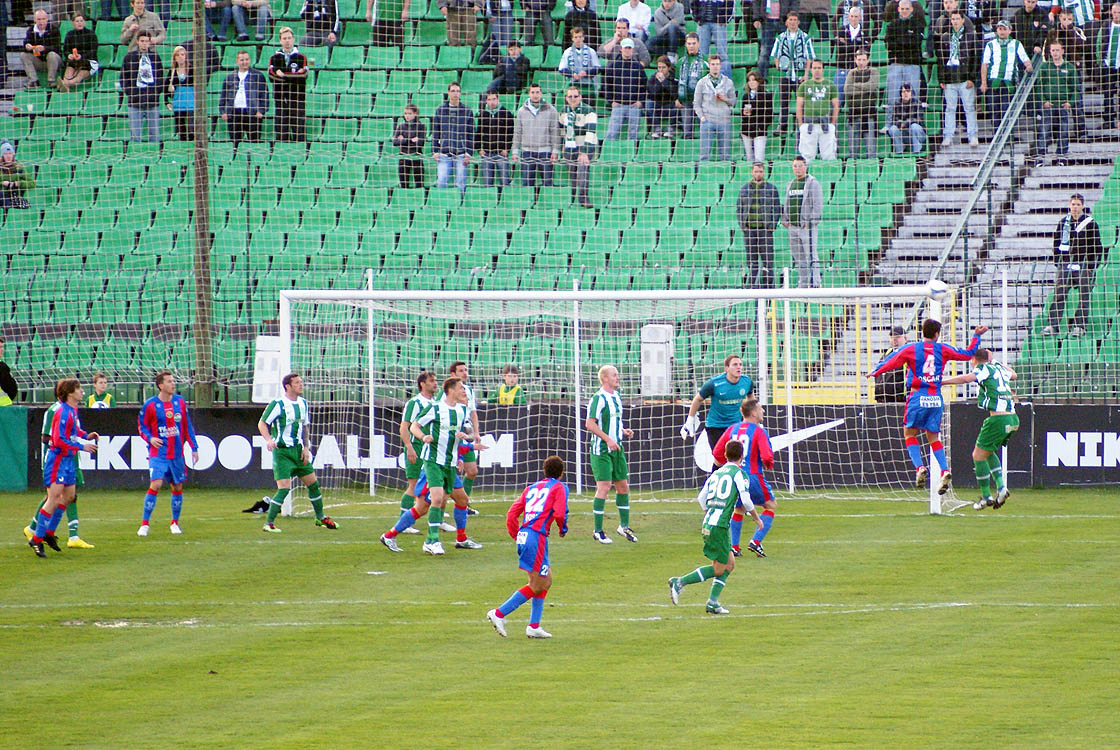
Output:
[874, 326, 909, 402]
[183, 36, 220, 79]
[1044, 193, 1103, 338]
[121, 0, 166, 51]
[647, 55, 678, 137]
[20, 8, 62, 88]
[736, 162, 782, 287]
[937, 10, 980, 148]
[1100, 2, 1120, 130]
[219, 49, 270, 144]
[781, 156, 824, 287]
[885, 0, 924, 124]
[488, 40, 530, 94]
[1049, 8, 1089, 140]
[797, 58, 840, 160]
[496, 364, 527, 404]
[559, 86, 598, 208]
[769, 11, 815, 135]
[559, 27, 602, 96]
[0, 141, 35, 210]
[433, 81, 476, 193]
[834, 6, 869, 107]
[523, 0, 556, 48]
[1033, 39, 1079, 165]
[58, 12, 99, 92]
[692, 0, 734, 63]
[0, 337, 19, 405]
[564, 0, 601, 48]
[981, 20, 1033, 126]
[599, 18, 651, 66]
[393, 103, 427, 188]
[121, 32, 164, 142]
[268, 27, 309, 142]
[647, 0, 685, 57]
[835, 0, 878, 38]
[476, 91, 515, 186]
[231, 0, 271, 42]
[962, 0, 996, 41]
[928, 0, 975, 61]
[367, 0, 409, 46]
[300, 0, 340, 47]
[887, 82, 927, 153]
[752, 0, 795, 82]
[844, 49, 879, 158]
[439, 0, 483, 47]
[616, 0, 653, 41]
[1014, 0, 1051, 57]
[694, 53, 736, 160]
[798, 0, 832, 41]
[740, 69, 773, 161]
[102, 0, 130, 21]
[676, 32, 704, 137]
[511, 83, 562, 185]
[164, 45, 195, 140]
[481, 0, 512, 63]
[205, 0, 234, 41]
[602, 38, 648, 139]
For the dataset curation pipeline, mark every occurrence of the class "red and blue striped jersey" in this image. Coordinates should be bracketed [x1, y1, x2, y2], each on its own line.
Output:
[49, 402, 87, 456]
[138, 394, 198, 459]
[712, 420, 775, 475]
[506, 478, 569, 538]
[870, 335, 981, 396]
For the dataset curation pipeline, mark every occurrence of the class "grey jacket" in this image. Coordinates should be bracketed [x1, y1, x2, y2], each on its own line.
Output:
[652, 2, 685, 37]
[511, 100, 562, 157]
[692, 73, 736, 123]
[782, 174, 823, 228]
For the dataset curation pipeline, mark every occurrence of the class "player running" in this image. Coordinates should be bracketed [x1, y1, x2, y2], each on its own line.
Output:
[257, 372, 337, 533]
[137, 371, 199, 537]
[449, 361, 481, 514]
[398, 370, 437, 529]
[711, 398, 775, 557]
[379, 442, 484, 552]
[25, 390, 95, 549]
[941, 349, 1017, 511]
[486, 456, 569, 639]
[410, 376, 474, 555]
[29, 379, 99, 557]
[868, 319, 987, 495]
[668, 440, 763, 614]
[680, 355, 755, 451]
[586, 364, 636, 544]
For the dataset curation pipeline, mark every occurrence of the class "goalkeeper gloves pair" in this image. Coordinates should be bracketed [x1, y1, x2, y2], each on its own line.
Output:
[680, 414, 701, 440]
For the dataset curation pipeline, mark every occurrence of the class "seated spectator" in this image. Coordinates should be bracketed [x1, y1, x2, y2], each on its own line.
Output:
[121, 32, 164, 142]
[616, 0, 653, 41]
[1013, 0, 1050, 57]
[164, 45, 195, 140]
[886, 82, 926, 153]
[844, 49, 878, 158]
[676, 32, 704, 138]
[300, 0, 340, 47]
[834, 6, 869, 107]
[599, 18, 651, 66]
[559, 26, 602, 96]
[646, 55, 677, 137]
[0, 141, 35, 210]
[739, 68, 772, 161]
[59, 12, 99, 92]
[393, 103, 427, 188]
[1044, 193, 1103, 338]
[476, 91, 515, 186]
[88, 373, 115, 408]
[219, 50, 270, 144]
[488, 40, 530, 94]
[121, 0, 167, 51]
[366, 0, 408, 46]
[559, 86, 597, 208]
[20, 9, 62, 89]
[602, 38, 648, 139]
[647, 0, 685, 57]
[268, 27, 309, 142]
[523, 0, 555, 48]
[496, 364, 527, 404]
[694, 53, 735, 161]
[511, 83, 562, 186]
[564, 0, 601, 48]
[205, 0, 233, 41]
[439, 0, 483, 48]
[1033, 39, 1079, 166]
[232, 0, 271, 41]
[980, 20, 1032, 126]
[796, 58, 839, 161]
[936, 9, 979, 148]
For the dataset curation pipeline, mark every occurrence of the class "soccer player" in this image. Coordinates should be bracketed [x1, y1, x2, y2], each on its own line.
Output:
[586, 364, 636, 543]
[410, 376, 474, 555]
[486, 455, 569, 639]
[25, 391, 96, 548]
[87, 372, 114, 408]
[711, 397, 775, 557]
[868, 319, 988, 495]
[399, 370, 437, 525]
[29, 379, 99, 558]
[258, 372, 337, 533]
[449, 361, 481, 514]
[941, 349, 1017, 511]
[680, 354, 754, 450]
[137, 371, 199, 537]
[668, 440, 762, 614]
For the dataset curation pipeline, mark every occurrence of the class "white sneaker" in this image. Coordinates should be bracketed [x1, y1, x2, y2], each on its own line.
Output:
[440, 522, 457, 532]
[380, 533, 403, 553]
[137, 524, 149, 537]
[994, 486, 1011, 509]
[526, 625, 552, 639]
[616, 525, 638, 543]
[455, 538, 483, 549]
[1071, 326, 1085, 337]
[169, 522, 182, 535]
[1041, 325, 1055, 335]
[422, 541, 445, 556]
[402, 526, 421, 535]
[668, 577, 681, 605]
[705, 603, 730, 615]
[486, 609, 507, 637]
[592, 530, 613, 544]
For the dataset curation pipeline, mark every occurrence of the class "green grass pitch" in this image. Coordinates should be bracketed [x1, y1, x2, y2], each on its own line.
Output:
[2, 486, 1119, 748]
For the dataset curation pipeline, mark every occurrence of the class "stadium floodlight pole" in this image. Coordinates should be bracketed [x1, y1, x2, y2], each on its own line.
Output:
[572, 279, 583, 495]
[783, 269, 794, 493]
[191, 0, 214, 407]
[367, 268, 377, 497]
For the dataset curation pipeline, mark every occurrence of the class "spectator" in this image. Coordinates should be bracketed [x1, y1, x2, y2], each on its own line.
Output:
[739, 68, 773, 161]
[183, 36, 220, 77]
[511, 83, 561, 186]
[0, 337, 19, 405]
[599, 18, 651, 66]
[647, 55, 677, 137]
[769, 11, 815, 135]
[835, 0, 878, 39]
[219, 49, 270, 144]
[559, 26, 602, 97]
[1101, 2, 1120, 130]
[1033, 39, 1079, 166]
[616, 0, 653, 41]
[797, 58, 840, 160]
[164, 45, 195, 140]
[844, 49, 878, 158]
[1049, 8, 1089, 139]
[736, 162, 782, 287]
[488, 40, 530, 94]
[752, 0, 795, 81]
[602, 38, 648, 139]
[476, 91, 515, 186]
[232, 0, 271, 42]
[121, 0, 166, 51]
[393, 103, 427, 188]
[874, 326, 909, 402]
[881, 0, 925, 27]
[676, 32, 704, 137]
[1044, 193, 1103, 338]
[936, 10, 980, 148]
[798, 0, 831, 41]
[564, 0, 601, 48]
[885, 0, 924, 124]
[886, 82, 926, 153]
[121, 32, 164, 142]
[432, 81, 476, 193]
[268, 27, 309, 142]
[694, 53, 735, 160]
[496, 364, 527, 404]
[559, 86, 597, 208]
[481, 0, 513, 64]
[439, 0, 483, 47]
[981, 20, 1033, 126]
[692, 0, 734, 63]
[88, 373, 115, 408]
[1014, 0, 1050, 57]
[59, 12, 99, 92]
[205, 0, 233, 41]
[0, 141, 35, 210]
[647, 0, 685, 57]
[300, 0, 340, 47]
[20, 8, 62, 89]
[102, 0, 130, 22]
[523, 0, 555, 48]
[927, 0, 974, 60]
[367, 0, 409, 46]
[1060, 0, 1095, 28]
[781, 155, 824, 287]
[962, 0, 995, 40]
[834, 6, 869, 107]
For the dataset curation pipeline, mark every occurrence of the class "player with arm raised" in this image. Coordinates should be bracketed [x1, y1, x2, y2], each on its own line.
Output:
[868, 318, 987, 495]
[680, 354, 754, 451]
[257, 372, 337, 533]
[711, 397, 775, 557]
[941, 349, 1018, 511]
[449, 361, 481, 514]
[25, 386, 95, 549]
[668, 440, 762, 614]
[398, 370, 437, 525]
[487, 455, 569, 639]
[137, 371, 199, 537]
[585, 364, 636, 544]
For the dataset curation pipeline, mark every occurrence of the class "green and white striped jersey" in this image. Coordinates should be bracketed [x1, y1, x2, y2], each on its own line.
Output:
[974, 362, 1015, 412]
[401, 392, 433, 454]
[462, 382, 477, 413]
[42, 401, 60, 437]
[587, 387, 624, 455]
[982, 38, 1029, 84]
[700, 463, 753, 532]
[261, 396, 309, 448]
[415, 398, 469, 467]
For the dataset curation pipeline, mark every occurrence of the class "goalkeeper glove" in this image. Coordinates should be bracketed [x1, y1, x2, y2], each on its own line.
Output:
[680, 414, 701, 439]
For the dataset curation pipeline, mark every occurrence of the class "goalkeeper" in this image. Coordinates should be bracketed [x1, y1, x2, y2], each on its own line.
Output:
[681, 355, 754, 451]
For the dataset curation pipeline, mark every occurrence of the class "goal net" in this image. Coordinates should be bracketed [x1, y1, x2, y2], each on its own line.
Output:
[279, 283, 971, 514]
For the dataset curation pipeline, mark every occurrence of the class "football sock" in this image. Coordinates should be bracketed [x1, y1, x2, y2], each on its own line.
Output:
[463, 478, 474, 498]
[399, 491, 413, 512]
[529, 590, 547, 627]
[730, 512, 744, 548]
[988, 454, 1005, 491]
[454, 506, 468, 542]
[497, 584, 534, 617]
[593, 496, 606, 532]
[388, 506, 422, 538]
[170, 492, 183, 522]
[708, 572, 728, 604]
[29, 498, 47, 533]
[680, 565, 715, 587]
[66, 499, 79, 537]
[142, 488, 158, 522]
[31, 508, 52, 542]
[930, 441, 947, 473]
[615, 493, 630, 528]
[426, 505, 443, 542]
[752, 510, 774, 543]
[266, 488, 289, 524]
[307, 481, 324, 520]
[974, 459, 992, 499]
[905, 437, 923, 469]
[45, 505, 66, 536]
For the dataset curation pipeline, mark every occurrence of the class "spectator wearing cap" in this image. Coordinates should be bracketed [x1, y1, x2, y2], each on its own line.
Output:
[0, 141, 35, 209]
[981, 20, 1033, 126]
[496, 364, 527, 404]
[602, 37, 649, 139]
[874, 326, 909, 402]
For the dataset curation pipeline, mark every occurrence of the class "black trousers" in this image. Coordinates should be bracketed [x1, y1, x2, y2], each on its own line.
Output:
[398, 157, 424, 188]
[371, 19, 404, 46]
[173, 110, 194, 140]
[274, 88, 306, 142]
[1048, 265, 1094, 330]
[228, 110, 262, 143]
[743, 227, 775, 288]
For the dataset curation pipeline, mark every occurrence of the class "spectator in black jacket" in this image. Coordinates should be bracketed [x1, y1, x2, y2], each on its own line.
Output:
[488, 40, 530, 94]
[936, 10, 980, 147]
[121, 32, 164, 142]
[184, 36, 220, 76]
[1101, 1, 1120, 130]
[739, 68, 772, 161]
[563, 0, 600, 48]
[393, 103, 427, 188]
[736, 162, 782, 288]
[0, 337, 18, 406]
[927, 0, 975, 60]
[646, 55, 677, 137]
[219, 49, 270, 144]
[20, 8, 62, 88]
[1044, 194, 1104, 338]
[602, 39, 648, 139]
[268, 27, 309, 142]
[300, 0, 339, 46]
[59, 12, 99, 92]
[874, 326, 909, 402]
[886, 81, 926, 152]
[885, 0, 924, 124]
[1013, 0, 1050, 56]
[476, 91, 515, 185]
[834, 5, 870, 106]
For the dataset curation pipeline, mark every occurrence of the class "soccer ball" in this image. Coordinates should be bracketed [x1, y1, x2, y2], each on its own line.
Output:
[91, 400, 110, 409]
[460, 421, 474, 437]
[928, 279, 949, 301]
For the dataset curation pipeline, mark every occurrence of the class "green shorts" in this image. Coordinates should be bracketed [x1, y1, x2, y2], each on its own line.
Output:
[75, 462, 84, 489]
[702, 526, 732, 564]
[976, 413, 1020, 452]
[273, 445, 314, 482]
[590, 447, 628, 482]
[405, 451, 423, 480]
[424, 461, 457, 494]
[460, 448, 478, 464]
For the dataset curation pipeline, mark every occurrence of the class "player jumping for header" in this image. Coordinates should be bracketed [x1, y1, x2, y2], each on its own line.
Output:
[868, 319, 987, 495]
[712, 398, 775, 558]
[586, 364, 637, 544]
[137, 371, 199, 537]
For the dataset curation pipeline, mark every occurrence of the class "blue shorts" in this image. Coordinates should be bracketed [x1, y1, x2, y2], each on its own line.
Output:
[904, 394, 944, 433]
[734, 473, 773, 510]
[43, 450, 77, 487]
[414, 469, 464, 501]
[516, 528, 550, 576]
[150, 455, 187, 484]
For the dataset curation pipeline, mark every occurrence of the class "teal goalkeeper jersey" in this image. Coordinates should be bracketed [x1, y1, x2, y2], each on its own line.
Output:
[974, 362, 1015, 412]
[699, 374, 754, 428]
